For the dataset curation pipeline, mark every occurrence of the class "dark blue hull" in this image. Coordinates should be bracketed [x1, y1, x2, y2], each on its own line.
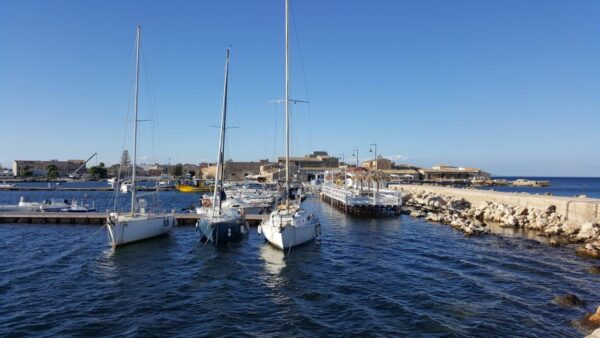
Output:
[197, 219, 247, 246]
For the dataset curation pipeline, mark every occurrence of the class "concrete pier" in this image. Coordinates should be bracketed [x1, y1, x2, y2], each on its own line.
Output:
[0, 185, 176, 192]
[0, 212, 266, 226]
[320, 185, 402, 217]
[390, 184, 600, 224]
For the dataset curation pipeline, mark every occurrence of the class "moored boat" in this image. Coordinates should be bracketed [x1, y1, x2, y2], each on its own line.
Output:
[0, 181, 16, 189]
[195, 48, 247, 246]
[258, 0, 320, 251]
[106, 25, 174, 248]
[40, 198, 71, 212]
[176, 180, 212, 193]
[0, 196, 42, 213]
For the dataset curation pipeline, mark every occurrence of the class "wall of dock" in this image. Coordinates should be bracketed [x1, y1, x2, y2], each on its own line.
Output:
[320, 193, 400, 217]
[390, 185, 600, 224]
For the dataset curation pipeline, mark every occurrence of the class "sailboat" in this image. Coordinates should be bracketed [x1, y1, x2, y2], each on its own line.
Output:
[196, 48, 247, 245]
[258, 0, 321, 250]
[106, 26, 175, 248]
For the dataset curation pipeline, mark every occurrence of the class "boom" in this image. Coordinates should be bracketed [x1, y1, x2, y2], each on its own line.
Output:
[69, 152, 98, 178]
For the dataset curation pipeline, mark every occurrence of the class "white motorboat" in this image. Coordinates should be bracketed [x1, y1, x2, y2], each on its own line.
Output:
[106, 26, 175, 248]
[0, 181, 15, 189]
[61, 199, 97, 213]
[223, 196, 272, 216]
[107, 177, 118, 188]
[196, 48, 247, 245]
[40, 198, 71, 212]
[258, 0, 320, 251]
[0, 196, 41, 212]
[119, 181, 132, 193]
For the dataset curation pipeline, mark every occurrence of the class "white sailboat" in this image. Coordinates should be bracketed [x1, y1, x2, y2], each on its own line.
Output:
[259, 0, 321, 250]
[106, 26, 175, 248]
[196, 48, 247, 245]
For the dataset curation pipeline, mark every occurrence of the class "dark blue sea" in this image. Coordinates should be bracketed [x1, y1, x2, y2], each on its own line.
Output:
[1, 178, 600, 337]
[483, 177, 600, 199]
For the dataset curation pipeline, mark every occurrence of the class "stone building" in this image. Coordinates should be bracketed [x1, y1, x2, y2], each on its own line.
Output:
[419, 165, 490, 181]
[361, 157, 393, 170]
[277, 151, 339, 169]
[202, 160, 271, 180]
[13, 159, 87, 177]
[382, 169, 420, 180]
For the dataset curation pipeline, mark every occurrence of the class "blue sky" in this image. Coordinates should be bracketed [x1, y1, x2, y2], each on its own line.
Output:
[1, 0, 599, 176]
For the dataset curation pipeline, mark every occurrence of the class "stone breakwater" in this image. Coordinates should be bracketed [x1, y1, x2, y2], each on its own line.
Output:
[394, 185, 600, 258]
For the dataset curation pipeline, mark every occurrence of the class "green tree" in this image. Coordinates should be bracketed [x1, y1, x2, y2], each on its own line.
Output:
[20, 166, 33, 177]
[46, 164, 59, 179]
[169, 163, 183, 177]
[121, 150, 130, 167]
[89, 162, 108, 179]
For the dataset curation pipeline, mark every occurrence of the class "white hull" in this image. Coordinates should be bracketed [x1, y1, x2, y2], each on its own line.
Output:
[259, 208, 320, 250]
[241, 205, 270, 215]
[107, 213, 175, 248]
[120, 183, 132, 193]
[0, 205, 39, 213]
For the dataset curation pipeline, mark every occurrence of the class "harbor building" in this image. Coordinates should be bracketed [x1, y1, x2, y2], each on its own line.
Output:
[12, 159, 87, 177]
[201, 160, 271, 180]
[361, 157, 393, 170]
[383, 169, 420, 180]
[418, 165, 490, 181]
[277, 151, 339, 169]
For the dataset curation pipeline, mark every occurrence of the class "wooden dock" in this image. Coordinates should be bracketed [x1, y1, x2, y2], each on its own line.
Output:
[0, 212, 267, 225]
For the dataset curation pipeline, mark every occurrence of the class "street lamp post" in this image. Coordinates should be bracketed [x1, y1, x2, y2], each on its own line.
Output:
[369, 143, 377, 170]
[352, 148, 359, 167]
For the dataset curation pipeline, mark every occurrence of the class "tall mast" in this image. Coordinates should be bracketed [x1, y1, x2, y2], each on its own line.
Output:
[131, 25, 141, 214]
[213, 48, 230, 213]
[284, 0, 290, 206]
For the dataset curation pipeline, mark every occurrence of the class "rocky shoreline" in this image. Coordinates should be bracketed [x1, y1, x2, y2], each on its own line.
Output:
[402, 190, 600, 258]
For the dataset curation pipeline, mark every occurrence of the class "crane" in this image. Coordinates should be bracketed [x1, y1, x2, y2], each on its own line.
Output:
[69, 153, 98, 179]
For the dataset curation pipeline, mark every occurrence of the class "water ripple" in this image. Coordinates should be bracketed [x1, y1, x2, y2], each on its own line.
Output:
[0, 197, 598, 336]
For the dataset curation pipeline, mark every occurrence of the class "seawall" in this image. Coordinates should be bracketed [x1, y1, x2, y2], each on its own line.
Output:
[390, 184, 600, 224]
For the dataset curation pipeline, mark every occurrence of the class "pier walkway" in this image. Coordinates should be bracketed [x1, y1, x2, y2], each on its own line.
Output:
[0, 212, 266, 225]
[0, 186, 176, 192]
[321, 184, 402, 216]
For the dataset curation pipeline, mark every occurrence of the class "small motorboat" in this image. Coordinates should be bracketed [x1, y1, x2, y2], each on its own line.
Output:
[120, 181, 132, 193]
[176, 180, 213, 193]
[61, 199, 97, 213]
[39, 198, 71, 212]
[0, 181, 15, 189]
[0, 196, 41, 212]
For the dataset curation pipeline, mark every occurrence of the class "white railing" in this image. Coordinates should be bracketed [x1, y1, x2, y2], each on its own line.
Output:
[322, 184, 402, 207]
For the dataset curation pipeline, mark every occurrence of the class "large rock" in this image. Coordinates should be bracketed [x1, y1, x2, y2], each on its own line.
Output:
[582, 306, 600, 330]
[588, 266, 600, 274]
[562, 222, 580, 236]
[576, 243, 600, 259]
[586, 327, 600, 338]
[501, 215, 518, 228]
[577, 222, 599, 241]
[552, 293, 586, 307]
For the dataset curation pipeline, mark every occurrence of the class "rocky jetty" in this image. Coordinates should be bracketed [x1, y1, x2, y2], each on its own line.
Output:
[587, 327, 600, 338]
[582, 306, 600, 332]
[403, 190, 600, 257]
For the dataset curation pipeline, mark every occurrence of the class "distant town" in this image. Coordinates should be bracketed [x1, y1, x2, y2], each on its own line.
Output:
[1, 150, 493, 184]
